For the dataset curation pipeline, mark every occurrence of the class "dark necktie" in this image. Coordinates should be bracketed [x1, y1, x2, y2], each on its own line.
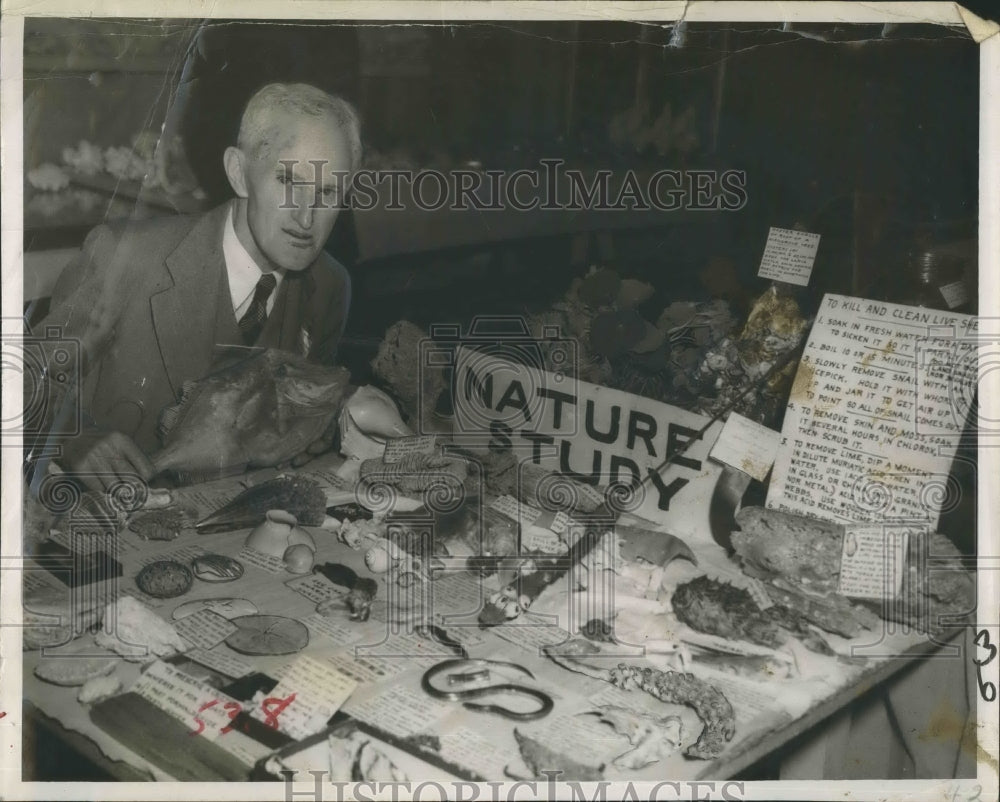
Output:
[238, 273, 277, 345]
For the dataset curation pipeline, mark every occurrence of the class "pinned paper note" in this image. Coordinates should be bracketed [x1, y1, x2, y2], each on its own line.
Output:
[758, 227, 821, 286]
[490, 494, 542, 527]
[837, 525, 908, 599]
[174, 608, 237, 650]
[383, 435, 438, 463]
[709, 412, 781, 482]
[252, 655, 357, 740]
[939, 280, 970, 309]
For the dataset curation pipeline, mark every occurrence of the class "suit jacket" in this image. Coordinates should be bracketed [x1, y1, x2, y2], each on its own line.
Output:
[40, 202, 351, 454]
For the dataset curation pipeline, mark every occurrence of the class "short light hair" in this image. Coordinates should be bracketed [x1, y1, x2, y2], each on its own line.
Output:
[237, 83, 362, 173]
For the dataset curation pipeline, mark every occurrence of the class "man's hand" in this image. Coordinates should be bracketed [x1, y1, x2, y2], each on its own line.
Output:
[59, 429, 155, 494]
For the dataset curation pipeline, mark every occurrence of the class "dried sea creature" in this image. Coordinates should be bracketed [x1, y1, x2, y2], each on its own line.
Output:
[671, 575, 783, 648]
[152, 349, 350, 480]
[314, 562, 379, 621]
[545, 642, 735, 760]
[583, 706, 684, 769]
[195, 476, 327, 533]
[671, 575, 838, 655]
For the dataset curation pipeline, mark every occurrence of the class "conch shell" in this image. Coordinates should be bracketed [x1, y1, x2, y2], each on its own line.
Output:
[338, 385, 414, 460]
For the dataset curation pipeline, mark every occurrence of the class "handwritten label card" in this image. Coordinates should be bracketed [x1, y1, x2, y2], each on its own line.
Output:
[253, 655, 357, 740]
[521, 524, 566, 554]
[938, 280, 970, 310]
[185, 648, 254, 680]
[758, 227, 821, 286]
[767, 294, 978, 526]
[490, 494, 542, 528]
[285, 573, 343, 604]
[710, 412, 782, 481]
[175, 608, 237, 650]
[837, 525, 909, 599]
[383, 435, 438, 463]
[132, 660, 240, 742]
[237, 547, 287, 574]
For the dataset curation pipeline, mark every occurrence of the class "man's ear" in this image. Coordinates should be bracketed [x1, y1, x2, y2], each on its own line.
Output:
[223, 146, 249, 198]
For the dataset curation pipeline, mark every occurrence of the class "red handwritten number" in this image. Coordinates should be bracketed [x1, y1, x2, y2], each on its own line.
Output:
[973, 629, 997, 703]
[191, 694, 295, 735]
[220, 701, 242, 734]
[191, 699, 244, 736]
[260, 693, 297, 729]
[190, 700, 218, 736]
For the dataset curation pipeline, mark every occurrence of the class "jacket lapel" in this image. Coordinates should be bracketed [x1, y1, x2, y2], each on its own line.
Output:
[150, 203, 230, 395]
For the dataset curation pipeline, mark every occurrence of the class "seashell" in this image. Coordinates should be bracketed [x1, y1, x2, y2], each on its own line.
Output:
[283, 543, 315, 574]
[191, 554, 245, 582]
[245, 509, 316, 558]
[364, 546, 392, 573]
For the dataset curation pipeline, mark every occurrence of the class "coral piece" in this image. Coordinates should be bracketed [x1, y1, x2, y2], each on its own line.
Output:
[95, 597, 188, 661]
[371, 320, 449, 421]
[135, 560, 193, 599]
[196, 476, 327, 533]
[589, 310, 646, 358]
[615, 278, 655, 311]
[608, 664, 735, 759]
[35, 657, 117, 687]
[578, 268, 621, 307]
[128, 506, 196, 541]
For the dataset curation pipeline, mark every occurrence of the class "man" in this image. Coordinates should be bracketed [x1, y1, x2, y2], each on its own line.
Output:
[34, 83, 361, 492]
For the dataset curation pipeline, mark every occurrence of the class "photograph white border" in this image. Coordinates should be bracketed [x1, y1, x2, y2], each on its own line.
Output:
[1, 2, 996, 800]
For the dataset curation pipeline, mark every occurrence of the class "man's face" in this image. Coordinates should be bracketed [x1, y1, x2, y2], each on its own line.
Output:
[237, 113, 352, 272]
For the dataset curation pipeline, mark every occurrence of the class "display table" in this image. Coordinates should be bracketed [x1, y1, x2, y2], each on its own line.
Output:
[21, 466, 971, 783]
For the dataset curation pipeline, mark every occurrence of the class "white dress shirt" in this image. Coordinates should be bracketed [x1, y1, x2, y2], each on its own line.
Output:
[223, 206, 284, 318]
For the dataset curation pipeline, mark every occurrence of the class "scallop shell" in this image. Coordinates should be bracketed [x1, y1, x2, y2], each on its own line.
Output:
[364, 546, 392, 573]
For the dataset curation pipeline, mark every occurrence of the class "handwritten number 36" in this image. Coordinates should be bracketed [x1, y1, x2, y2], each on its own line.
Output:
[973, 629, 997, 703]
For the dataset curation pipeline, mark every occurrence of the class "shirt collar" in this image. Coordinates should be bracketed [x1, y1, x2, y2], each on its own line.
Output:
[223, 203, 284, 312]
